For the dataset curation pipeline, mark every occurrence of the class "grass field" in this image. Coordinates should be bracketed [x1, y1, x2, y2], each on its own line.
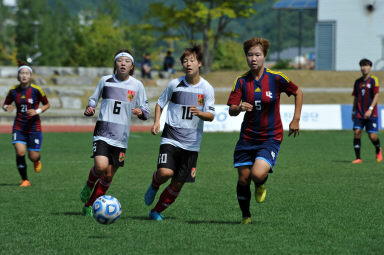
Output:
[1, 131, 384, 254]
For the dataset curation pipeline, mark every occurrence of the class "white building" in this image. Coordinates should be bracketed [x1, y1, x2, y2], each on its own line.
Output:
[316, 0, 384, 70]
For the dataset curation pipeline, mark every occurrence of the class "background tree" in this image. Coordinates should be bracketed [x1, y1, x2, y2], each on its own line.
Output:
[0, 1, 17, 65]
[147, 0, 263, 73]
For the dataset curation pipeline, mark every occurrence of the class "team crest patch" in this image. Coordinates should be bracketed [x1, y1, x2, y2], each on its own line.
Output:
[191, 167, 196, 178]
[197, 94, 204, 106]
[127, 90, 136, 102]
[28, 98, 33, 104]
[119, 152, 125, 162]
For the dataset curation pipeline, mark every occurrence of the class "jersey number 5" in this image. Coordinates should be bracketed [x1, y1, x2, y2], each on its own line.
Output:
[182, 106, 193, 120]
[113, 101, 121, 114]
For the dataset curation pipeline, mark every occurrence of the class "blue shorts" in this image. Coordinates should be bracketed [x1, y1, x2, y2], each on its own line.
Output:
[12, 130, 42, 151]
[353, 118, 378, 133]
[233, 140, 280, 172]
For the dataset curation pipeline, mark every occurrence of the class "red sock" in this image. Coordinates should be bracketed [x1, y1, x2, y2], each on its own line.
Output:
[152, 185, 180, 213]
[85, 177, 111, 207]
[86, 166, 101, 189]
[151, 170, 160, 189]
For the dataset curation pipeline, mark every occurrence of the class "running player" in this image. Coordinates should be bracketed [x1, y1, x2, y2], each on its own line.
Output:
[80, 49, 150, 216]
[144, 45, 215, 221]
[2, 63, 50, 187]
[227, 37, 303, 224]
[352, 58, 382, 164]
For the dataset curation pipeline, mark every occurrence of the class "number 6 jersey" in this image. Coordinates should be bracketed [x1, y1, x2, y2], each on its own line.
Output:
[88, 74, 150, 148]
[158, 76, 215, 152]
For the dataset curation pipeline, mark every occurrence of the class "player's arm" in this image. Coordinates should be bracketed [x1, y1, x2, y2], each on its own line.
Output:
[288, 88, 303, 137]
[2, 89, 15, 112]
[151, 103, 163, 135]
[229, 102, 253, 116]
[84, 78, 104, 116]
[132, 84, 150, 120]
[27, 102, 50, 116]
[189, 106, 214, 121]
[364, 92, 379, 119]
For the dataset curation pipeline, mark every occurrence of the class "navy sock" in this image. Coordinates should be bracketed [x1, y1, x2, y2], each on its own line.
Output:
[16, 155, 27, 180]
[354, 138, 361, 159]
[372, 139, 381, 154]
[237, 182, 251, 218]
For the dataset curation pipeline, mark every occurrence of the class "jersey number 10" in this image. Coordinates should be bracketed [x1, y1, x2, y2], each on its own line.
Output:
[182, 106, 193, 120]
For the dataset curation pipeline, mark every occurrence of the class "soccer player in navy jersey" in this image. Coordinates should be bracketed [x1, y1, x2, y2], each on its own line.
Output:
[79, 49, 150, 216]
[227, 37, 303, 224]
[144, 45, 215, 221]
[2, 63, 50, 187]
[352, 58, 382, 164]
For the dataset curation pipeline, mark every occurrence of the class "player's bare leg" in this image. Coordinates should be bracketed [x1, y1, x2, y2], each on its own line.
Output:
[28, 150, 42, 173]
[251, 159, 270, 203]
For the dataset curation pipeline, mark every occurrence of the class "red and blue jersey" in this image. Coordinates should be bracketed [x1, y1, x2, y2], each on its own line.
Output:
[352, 76, 379, 119]
[3, 83, 49, 133]
[227, 68, 298, 147]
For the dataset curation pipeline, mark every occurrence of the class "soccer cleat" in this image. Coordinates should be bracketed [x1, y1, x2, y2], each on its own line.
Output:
[240, 217, 252, 224]
[255, 184, 266, 203]
[352, 159, 363, 164]
[144, 184, 158, 206]
[376, 148, 383, 162]
[19, 180, 31, 187]
[148, 210, 164, 221]
[82, 206, 93, 216]
[80, 184, 92, 203]
[34, 160, 42, 173]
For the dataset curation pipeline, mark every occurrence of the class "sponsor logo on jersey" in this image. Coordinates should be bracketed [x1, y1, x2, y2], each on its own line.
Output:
[119, 152, 125, 162]
[127, 90, 136, 102]
[266, 91, 273, 98]
[191, 167, 196, 178]
[28, 98, 33, 104]
[367, 83, 371, 88]
[197, 94, 204, 106]
[255, 87, 261, 93]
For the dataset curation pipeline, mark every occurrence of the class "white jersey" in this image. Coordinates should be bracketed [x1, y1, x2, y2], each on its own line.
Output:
[158, 76, 215, 151]
[88, 74, 150, 148]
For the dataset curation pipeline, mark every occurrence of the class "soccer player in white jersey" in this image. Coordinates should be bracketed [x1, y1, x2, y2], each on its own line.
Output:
[144, 45, 215, 221]
[80, 49, 150, 216]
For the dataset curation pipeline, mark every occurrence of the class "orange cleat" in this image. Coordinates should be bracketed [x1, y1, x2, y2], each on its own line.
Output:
[376, 148, 383, 162]
[20, 180, 31, 187]
[352, 159, 363, 164]
[34, 160, 42, 173]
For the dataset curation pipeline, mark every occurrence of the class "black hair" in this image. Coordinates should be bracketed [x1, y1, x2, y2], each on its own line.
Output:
[180, 44, 203, 64]
[359, 58, 372, 67]
[113, 49, 135, 75]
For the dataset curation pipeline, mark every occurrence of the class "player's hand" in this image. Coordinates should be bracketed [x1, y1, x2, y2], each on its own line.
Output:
[288, 119, 300, 137]
[364, 110, 372, 119]
[26, 109, 37, 116]
[5, 105, 14, 112]
[151, 122, 160, 135]
[240, 102, 253, 112]
[84, 107, 95, 116]
[190, 106, 200, 117]
[132, 108, 143, 117]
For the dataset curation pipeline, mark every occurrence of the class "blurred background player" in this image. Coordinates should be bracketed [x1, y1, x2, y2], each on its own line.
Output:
[227, 37, 303, 224]
[2, 63, 50, 187]
[80, 49, 150, 216]
[141, 53, 152, 79]
[144, 45, 215, 221]
[351, 58, 382, 164]
[163, 50, 175, 74]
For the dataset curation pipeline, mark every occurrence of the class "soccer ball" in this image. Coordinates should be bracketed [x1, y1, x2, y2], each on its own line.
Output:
[92, 195, 122, 224]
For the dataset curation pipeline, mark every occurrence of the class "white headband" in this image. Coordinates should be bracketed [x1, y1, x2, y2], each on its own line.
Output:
[17, 65, 33, 74]
[114, 52, 134, 63]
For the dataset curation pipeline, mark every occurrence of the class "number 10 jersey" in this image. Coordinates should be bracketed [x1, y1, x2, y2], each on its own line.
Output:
[158, 76, 215, 152]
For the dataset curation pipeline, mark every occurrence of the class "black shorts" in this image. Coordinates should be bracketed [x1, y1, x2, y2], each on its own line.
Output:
[157, 144, 198, 183]
[92, 140, 126, 167]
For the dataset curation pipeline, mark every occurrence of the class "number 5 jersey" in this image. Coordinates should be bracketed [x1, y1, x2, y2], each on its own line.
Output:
[158, 76, 215, 152]
[88, 74, 150, 148]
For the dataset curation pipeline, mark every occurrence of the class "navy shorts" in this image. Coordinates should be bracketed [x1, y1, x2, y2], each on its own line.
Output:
[92, 140, 126, 167]
[157, 144, 198, 183]
[233, 140, 280, 172]
[353, 118, 378, 133]
[12, 130, 42, 151]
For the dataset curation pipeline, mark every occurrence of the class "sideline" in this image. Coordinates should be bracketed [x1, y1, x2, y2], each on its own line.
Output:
[0, 125, 151, 134]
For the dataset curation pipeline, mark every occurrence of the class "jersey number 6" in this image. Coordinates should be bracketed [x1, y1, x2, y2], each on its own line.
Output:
[113, 101, 121, 114]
